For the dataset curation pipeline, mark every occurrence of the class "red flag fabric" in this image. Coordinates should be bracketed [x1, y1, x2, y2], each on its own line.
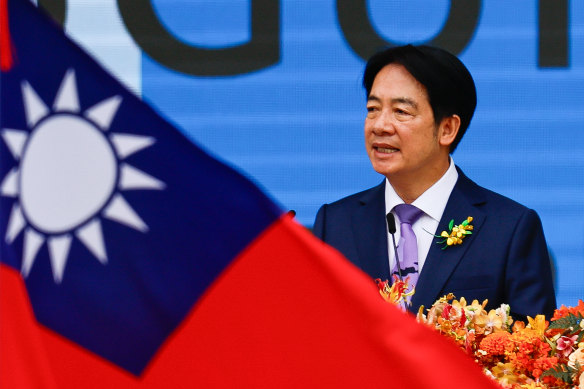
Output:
[2, 215, 500, 388]
[0, 0, 13, 70]
[0, 266, 57, 389]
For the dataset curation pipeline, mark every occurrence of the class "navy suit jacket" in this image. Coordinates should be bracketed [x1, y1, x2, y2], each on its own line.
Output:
[313, 168, 556, 320]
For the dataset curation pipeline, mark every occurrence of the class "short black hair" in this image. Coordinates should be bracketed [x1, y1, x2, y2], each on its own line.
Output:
[362, 45, 476, 152]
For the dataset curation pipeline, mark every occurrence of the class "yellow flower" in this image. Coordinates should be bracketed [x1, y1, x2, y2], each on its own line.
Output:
[464, 298, 486, 316]
[475, 309, 503, 335]
[526, 315, 547, 338]
[451, 297, 468, 312]
[491, 362, 517, 386]
[437, 216, 474, 249]
[520, 383, 546, 389]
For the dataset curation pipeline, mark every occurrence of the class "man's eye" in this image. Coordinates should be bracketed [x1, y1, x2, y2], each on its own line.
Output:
[366, 106, 379, 117]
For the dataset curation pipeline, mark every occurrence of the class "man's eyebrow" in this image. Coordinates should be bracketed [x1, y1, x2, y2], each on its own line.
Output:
[366, 95, 418, 109]
[391, 97, 418, 109]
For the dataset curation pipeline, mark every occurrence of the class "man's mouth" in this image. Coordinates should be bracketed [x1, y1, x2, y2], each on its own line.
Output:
[374, 145, 398, 154]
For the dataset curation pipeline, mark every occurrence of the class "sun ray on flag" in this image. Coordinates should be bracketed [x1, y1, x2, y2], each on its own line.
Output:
[119, 164, 165, 190]
[47, 234, 73, 283]
[21, 228, 45, 277]
[0, 168, 19, 196]
[5, 204, 25, 244]
[53, 69, 80, 113]
[85, 95, 122, 130]
[103, 194, 148, 232]
[76, 218, 108, 264]
[110, 134, 155, 159]
[1, 129, 28, 159]
[21, 81, 49, 127]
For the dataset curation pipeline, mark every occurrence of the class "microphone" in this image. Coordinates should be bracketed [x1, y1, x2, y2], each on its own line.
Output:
[386, 213, 403, 281]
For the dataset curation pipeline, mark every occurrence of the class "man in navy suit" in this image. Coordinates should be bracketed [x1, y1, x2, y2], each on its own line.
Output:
[313, 45, 556, 320]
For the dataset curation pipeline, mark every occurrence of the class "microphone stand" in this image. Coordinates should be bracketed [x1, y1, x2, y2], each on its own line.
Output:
[386, 213, 403, 282]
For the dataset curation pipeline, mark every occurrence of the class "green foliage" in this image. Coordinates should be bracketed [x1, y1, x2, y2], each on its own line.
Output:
[549, 313, 583, 336]
[541, 363, 578, 385]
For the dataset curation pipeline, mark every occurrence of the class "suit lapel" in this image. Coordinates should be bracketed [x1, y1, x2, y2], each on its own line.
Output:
[411, 170, 487, 311]
[351, 181, 390, 280]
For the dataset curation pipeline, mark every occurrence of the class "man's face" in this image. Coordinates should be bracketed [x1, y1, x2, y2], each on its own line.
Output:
[364, 63, 448, 185]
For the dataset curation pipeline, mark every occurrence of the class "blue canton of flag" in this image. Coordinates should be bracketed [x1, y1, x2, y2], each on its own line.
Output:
[0, 0, 282, 375]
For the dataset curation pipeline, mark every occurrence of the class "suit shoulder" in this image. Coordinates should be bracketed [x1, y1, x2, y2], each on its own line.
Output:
[322, 183, 383, 210]
[463, 175, 536, 217]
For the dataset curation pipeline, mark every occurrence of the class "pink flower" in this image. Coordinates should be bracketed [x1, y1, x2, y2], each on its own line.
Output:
[556, 335, 579, 357]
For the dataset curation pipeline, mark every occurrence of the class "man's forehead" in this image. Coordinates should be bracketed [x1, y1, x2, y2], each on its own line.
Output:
[370, 64, 428, 94]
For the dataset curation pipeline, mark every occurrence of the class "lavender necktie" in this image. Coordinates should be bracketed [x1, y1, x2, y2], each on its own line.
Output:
[392, 204, 424, 296]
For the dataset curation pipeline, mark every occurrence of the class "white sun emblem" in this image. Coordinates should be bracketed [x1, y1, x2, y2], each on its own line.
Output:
[0, 69, 165, 283]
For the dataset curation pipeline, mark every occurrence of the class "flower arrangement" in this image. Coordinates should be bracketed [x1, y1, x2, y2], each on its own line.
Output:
[375, 281, 584, 388]
[417, 296, 584, 388]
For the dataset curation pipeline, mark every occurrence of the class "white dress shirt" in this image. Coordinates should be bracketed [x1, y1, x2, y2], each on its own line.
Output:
[385, 158, 458, 276]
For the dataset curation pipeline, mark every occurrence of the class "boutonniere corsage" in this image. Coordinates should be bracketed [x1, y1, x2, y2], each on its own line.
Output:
[436, 216, 473, 249]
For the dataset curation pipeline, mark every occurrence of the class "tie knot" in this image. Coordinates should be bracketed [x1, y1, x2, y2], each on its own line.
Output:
[393, 203, 423, 225]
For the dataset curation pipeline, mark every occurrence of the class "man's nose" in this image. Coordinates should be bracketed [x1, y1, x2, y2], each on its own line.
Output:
[372, 111, 395, 135]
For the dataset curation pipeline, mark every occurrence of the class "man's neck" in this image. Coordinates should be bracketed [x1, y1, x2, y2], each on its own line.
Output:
[387, 158, 451, 203]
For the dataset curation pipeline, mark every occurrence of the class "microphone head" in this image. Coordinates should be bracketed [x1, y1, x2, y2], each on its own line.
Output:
[386, 213, 397, 234]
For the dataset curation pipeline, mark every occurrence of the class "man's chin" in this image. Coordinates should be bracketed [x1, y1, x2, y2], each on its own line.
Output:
[371, 164, 400, 178]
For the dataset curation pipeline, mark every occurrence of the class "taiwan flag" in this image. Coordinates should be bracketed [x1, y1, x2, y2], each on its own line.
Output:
[0, 0, 500, 388]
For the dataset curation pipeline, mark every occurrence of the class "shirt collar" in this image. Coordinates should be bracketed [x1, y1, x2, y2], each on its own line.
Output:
[384, 158, 458, 222]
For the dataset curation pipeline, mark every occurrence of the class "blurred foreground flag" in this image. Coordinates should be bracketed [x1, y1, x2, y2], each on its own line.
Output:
[0, 0, 500, 388]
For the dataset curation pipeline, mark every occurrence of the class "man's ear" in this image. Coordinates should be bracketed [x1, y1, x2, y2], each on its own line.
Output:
[438, 115, 461, 147]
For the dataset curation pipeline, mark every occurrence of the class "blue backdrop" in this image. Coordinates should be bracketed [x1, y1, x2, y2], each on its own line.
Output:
[58, 0, 583, 307]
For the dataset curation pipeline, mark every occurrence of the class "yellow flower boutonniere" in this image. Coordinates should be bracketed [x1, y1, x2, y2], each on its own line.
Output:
[436, 216, 473, 249]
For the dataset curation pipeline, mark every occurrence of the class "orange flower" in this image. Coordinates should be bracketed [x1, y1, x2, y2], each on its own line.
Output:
[513, 320, 526, 333]
[552, 299, 584, 320]
[532, 356, 558, 378]
[506, 329, 552, 376]
[480, 331, 511, 356]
